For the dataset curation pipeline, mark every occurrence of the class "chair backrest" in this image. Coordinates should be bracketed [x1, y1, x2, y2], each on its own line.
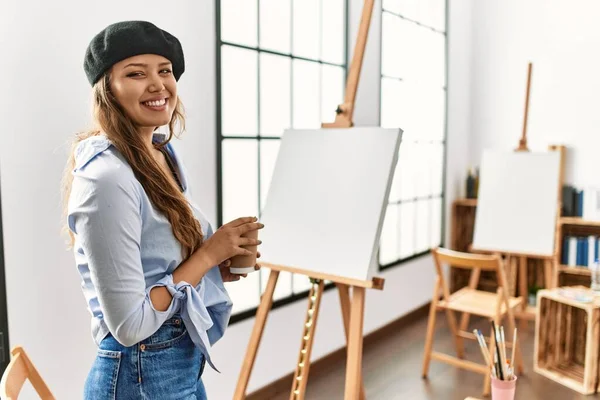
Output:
[433, 247, 501, 271]
[432, 247, 510, 301]
[0, 346, 55, 400]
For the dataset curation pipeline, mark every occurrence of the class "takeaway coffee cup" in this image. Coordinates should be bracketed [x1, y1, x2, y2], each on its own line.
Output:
[229, 227, 259, 274]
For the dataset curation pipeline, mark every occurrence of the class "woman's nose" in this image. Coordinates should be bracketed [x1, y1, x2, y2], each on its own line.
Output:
[148, 74, 165, 92]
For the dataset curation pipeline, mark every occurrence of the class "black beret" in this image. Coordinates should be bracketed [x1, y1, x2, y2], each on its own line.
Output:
[84, 20, 185, 86]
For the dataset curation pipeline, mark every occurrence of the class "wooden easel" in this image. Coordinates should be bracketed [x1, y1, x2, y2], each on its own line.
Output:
[478, 62, 565, 327]
[511, 62, 565, 325]
[234, 1, 378, 399]
[514, 62, 533, 153]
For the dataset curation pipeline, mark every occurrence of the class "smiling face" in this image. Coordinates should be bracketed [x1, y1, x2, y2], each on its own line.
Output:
[109, 54, 177, 130]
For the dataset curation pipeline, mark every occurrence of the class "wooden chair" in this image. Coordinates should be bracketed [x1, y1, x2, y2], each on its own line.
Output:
[0, 346, 55, 399]
[421, 248, 524, 396]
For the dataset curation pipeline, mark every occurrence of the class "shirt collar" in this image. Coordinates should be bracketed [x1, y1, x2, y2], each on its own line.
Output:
[73, 133, 186, 195]
[73, 135, 112, 172]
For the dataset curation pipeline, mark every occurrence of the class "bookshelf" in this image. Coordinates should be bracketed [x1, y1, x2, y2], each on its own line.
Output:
[555, 217, 600, 285]
[560, 217, 600, 228]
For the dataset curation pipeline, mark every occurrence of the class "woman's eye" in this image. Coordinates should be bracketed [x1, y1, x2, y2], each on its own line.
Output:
[160, 69, 172, 75]
[127, 72, 144, 78]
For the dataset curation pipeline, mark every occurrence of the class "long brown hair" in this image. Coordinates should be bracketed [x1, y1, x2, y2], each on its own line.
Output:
[61, 74, 203, 259]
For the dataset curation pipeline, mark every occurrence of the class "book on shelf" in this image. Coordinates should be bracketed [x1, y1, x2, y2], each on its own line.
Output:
[562, 185, 600, 220]
[562, 235, 600, 267]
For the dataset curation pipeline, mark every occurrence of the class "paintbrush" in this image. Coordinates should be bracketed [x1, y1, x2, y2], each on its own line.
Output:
[473, 329, 493, 376]
[500, 326, 508, 378]
[491, 320, 504, 380]
[510, 327, 517, 379]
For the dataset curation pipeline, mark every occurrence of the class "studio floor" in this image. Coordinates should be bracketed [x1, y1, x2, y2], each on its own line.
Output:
[270, 311, 597, 400]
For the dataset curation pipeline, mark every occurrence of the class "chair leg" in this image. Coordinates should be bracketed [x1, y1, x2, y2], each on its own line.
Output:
[422, 303, 437, 378]
[445, 309, 464, 359]
[422, 278, 441, 378]
[458, 312, 471, 357]
[483, 370, 491, 397]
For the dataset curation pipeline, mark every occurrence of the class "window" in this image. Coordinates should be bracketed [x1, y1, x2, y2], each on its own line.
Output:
[379, 1, 447, 269]
[216, 0, 348, 320]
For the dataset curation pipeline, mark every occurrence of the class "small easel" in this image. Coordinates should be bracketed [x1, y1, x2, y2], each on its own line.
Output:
[475, 62, 565, 327]
[511, 62, 565, 326]
[234, 1, 378, 399]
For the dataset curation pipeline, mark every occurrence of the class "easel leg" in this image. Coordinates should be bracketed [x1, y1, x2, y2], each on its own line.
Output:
[508, 256, 518, 297]
[518, 256, 528, 331]
[337, 283, 366, 400]
[290, 280, 325, 400]
[344, 286, 366, 400]
[543, 258, 554, 289]
[234, 270, 280, 400]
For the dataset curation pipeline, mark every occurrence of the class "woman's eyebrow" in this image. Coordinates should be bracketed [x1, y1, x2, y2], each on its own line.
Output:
[124, 63, 147, 68]
[123, 62, 172, 68]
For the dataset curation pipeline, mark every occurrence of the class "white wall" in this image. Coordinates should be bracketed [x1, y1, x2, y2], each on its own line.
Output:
[469, 0, 600, 187]
[0, 1, 215, 399]
[0, 0, 472, 398]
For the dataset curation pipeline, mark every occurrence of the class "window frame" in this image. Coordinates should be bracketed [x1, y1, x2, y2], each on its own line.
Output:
[215, 0, 349, 324]
[0, 183, 8, 375]
[377, 0, 449, 272]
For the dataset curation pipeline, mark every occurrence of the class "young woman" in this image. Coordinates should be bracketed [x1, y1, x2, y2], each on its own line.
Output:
[62, 21, 262, 399]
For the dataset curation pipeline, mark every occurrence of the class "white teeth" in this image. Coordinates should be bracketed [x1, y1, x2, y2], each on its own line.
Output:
[144, 99, 166, 107]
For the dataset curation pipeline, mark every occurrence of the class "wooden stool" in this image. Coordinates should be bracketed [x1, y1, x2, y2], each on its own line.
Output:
[422, 248, 525, 396]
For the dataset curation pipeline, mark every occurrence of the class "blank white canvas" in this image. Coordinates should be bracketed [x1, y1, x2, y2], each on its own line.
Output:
[258, 127, 402, 282]
[472, 150, 561, 256]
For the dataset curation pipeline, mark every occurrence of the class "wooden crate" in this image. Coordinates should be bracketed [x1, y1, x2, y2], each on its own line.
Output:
[534, 288, 600, 395]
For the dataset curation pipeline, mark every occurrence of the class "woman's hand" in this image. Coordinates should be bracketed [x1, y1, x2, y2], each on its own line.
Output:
[197, 216, 263, 267]
[219, 251, 261, 282]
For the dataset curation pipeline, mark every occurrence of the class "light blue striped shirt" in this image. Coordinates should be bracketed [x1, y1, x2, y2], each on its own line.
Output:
[67, 133, 232, 372]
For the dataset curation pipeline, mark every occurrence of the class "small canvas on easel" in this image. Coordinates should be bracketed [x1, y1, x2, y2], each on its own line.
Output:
[258, 127, 402, 282]
[472, 149, 561, 257]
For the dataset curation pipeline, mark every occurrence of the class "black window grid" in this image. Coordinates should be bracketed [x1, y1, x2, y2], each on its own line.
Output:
[216, 0, 349, 323]
[378, 1, 449, 272]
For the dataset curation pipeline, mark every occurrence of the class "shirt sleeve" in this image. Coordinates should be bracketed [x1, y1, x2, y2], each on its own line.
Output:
[198, 223, 231, 345]
[203, 266, 232, 345]
[67, 166, 210, 347]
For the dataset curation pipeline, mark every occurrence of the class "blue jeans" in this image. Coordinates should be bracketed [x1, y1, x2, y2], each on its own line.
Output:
[84, 315, 207, 399]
